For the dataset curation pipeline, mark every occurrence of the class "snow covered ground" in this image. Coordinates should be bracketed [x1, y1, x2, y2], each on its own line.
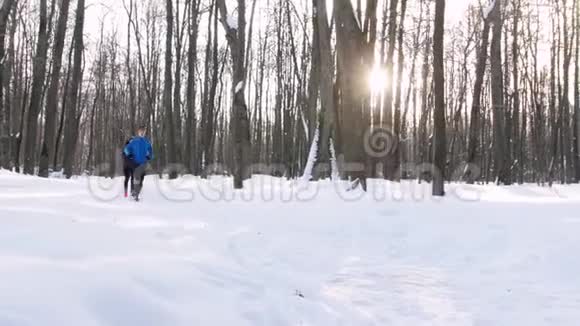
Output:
[1, 169, 580, 326]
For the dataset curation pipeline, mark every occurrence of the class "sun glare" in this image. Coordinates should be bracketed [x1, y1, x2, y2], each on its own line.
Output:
[368, 67, 388, 94]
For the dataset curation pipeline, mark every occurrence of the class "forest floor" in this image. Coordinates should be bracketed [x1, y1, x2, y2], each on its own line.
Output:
[1, 170, 579, 326]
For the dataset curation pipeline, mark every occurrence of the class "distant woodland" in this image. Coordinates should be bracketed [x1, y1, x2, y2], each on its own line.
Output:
[0, 0, 578, 194]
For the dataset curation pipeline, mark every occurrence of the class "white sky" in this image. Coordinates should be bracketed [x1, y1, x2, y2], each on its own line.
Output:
[83, 0, 475, 46]
[80, 0, 551, 79]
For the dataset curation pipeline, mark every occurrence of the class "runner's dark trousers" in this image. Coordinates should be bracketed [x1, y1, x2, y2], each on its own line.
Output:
[132, 164, 146, 197]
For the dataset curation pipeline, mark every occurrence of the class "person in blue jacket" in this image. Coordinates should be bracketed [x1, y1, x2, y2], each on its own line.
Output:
[123, 126, 153, 201]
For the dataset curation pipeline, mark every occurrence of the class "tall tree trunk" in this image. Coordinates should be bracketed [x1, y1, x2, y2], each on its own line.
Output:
[465, 5, 492, 183]
[126, 0, 136, 133]
[392, 0, 407, 180]
[185, 0, 200, 174]
[335, 0, 369, 190]
[418, 1, 431, 169]
[549, 12, 558, 185]
[62, 0, 85, 178]
[561, 0, 572, 183]
[432, 0, 446, 196]
[306, 0, 320, 144]
[574, 0, 580, 182]
[511, 0, 521, 183]
[313, 0, 337, 180]
[382, 0, 398, 128]
[54, 39, 74, 170]
[303, 0, 321, 180]
[199, 0, 214, 172]
[164, 0, 177, 178]
[490, 0, 510, 184]
[3, 2, 17, 170]
[39, 0, 71, 177]
[201, 1, 219, 175]
[173, 0, 186, 164]
[272, 3, 283, 168]
[217, 0, 252, 189]
[23, 0, 50, 174]
[0, 0, 16, 169]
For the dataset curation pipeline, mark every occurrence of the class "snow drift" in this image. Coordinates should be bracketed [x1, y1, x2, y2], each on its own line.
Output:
[1, 170, 579, 325]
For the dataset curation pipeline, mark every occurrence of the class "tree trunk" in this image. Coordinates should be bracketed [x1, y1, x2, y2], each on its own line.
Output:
[511, 0, 521, 183]
[305, 0, 320, 144]
[199, 0, 214, 172]
[54, 38, 74, 170]
[561, 0, 572, 183]
[382, 0, 399, 129]
[465, 6, 492, 183]
[23, 0, 50, 174]
[217, 0, 252, 189]
[314, 0, 337, 180]
[173, 0, 186, 164]
[574, 0, 580, 182]
[39, 0, 71, 177]
[201, 1, 219, 175]
[335, 0, 369, 190]
[272, 3, 283, 168]
[62, 0, 85, 178]
[432, 0, 446, 196]
[490, 0, 510, 184]
[185, 0, 201, 174]
[164, 0, 177, 179]
[392, 0, 407, 180]
[126, 0, 136, 133]
[3, 2, 17, 170]
[0, 0, 16, 169]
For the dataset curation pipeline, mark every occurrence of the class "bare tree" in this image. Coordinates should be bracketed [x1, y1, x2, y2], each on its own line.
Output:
[23, 0, 51, 174]
[511, 0, 521, 183]
[575, 0, 580, 181]
[164, 0, 177, 178]
[3, 0, 576, 190]
[62, 0, 85, 178]
[432, 0, 446, 196]
[200, 0, 220, 176]
[0, 0, 16, 169]
[185, 0, 201, 174]
[465, 3, 492, 183]
[217, 0, 252, 189]
[490, 0, 510, 184]
[39, 0, 71, 177]
[336, 0, 382, 190]
[383, 0, 398, 129]
[313, 0, 337, 180]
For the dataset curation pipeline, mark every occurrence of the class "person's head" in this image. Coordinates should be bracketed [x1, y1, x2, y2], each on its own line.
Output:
[136, 125, 146, 137]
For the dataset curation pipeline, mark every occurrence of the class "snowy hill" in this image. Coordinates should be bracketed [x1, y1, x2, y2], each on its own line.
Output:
[1, 170, 579, 325]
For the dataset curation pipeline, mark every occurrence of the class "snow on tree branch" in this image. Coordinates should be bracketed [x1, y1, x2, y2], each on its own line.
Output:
[483, 0, 496, 20]
[235, 81, 244, 94]
[227, 14, 238, 30]
[301, 128, 319, 182]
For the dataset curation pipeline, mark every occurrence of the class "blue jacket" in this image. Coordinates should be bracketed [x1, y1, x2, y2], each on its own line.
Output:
[123, 136, 153, 165]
